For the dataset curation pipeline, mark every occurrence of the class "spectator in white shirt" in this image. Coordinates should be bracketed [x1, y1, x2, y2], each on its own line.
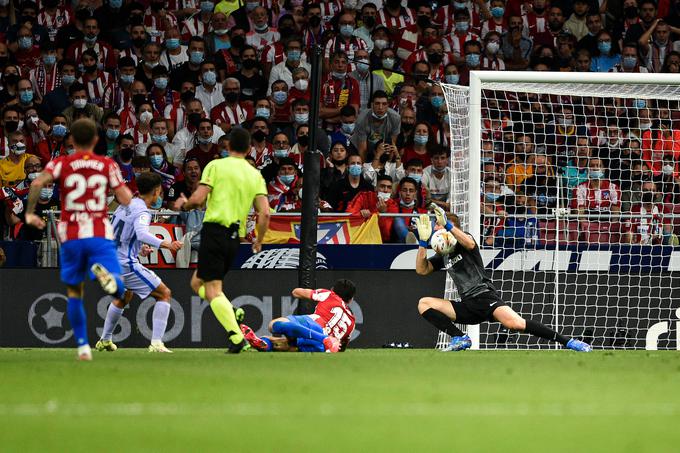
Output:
[195, 61, 224, 115]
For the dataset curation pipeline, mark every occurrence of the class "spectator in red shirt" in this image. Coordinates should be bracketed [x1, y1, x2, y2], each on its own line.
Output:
[387, 176, 427, 243]
[346, 173, 396, 242]
[402, 121, 434, 169]
[573, 157, 621, 243]
[184, 118, 220, 169]
[622, 180, 671, 244]
[320, 51, 360, 131]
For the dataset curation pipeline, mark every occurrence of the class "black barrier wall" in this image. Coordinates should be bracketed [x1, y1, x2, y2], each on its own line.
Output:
[0, 269, 445, 349]
[2, 269, 679, 349]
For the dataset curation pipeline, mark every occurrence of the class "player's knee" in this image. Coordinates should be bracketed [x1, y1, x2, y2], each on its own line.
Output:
[504, 317, 525, 331]
[269, 318, 287, 334]
[418, 297, 433, 314]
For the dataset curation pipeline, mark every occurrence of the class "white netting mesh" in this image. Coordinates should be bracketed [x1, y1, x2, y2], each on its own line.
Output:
[440, 77, 680, 350]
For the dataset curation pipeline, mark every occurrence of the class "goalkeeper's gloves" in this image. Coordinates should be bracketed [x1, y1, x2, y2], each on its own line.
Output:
[430, 203, 454, 231]
[415, 213, 432, 248]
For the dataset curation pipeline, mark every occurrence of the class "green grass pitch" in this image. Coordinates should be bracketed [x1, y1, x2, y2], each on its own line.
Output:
[1, 349, 679, 452]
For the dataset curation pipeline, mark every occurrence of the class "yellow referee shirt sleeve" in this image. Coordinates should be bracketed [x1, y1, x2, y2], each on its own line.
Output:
[200, 160, 216, 187]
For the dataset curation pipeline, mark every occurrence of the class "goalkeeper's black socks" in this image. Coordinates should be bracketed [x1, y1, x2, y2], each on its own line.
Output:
[422, 309, 465, 337]
[524, 319, 569, 346]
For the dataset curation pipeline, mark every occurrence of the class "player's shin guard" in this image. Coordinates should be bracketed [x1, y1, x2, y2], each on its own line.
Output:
[67, 297, 89, 347]
[271, 321, 327, 343]
[421, 308, 465, 337]
[151, 301, 171, 342]
[101, 303, 124, 341]
[524, 319, 569, 346]
[209, 294, 244, 344]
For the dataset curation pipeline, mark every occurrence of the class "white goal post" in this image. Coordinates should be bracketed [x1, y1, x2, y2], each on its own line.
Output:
[439, 71, 680, 350]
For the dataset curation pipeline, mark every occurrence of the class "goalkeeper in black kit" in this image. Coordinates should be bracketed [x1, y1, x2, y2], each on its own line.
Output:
[415, 205, 592, 352]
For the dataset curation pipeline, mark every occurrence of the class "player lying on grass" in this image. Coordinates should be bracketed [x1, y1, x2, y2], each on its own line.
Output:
[95, 172, 183, 353]
[415, 205, 592, 352]
[241, 279, 357, 353]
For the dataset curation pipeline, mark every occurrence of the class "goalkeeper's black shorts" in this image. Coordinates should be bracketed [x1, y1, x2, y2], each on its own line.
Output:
[449, 292, 507, 325]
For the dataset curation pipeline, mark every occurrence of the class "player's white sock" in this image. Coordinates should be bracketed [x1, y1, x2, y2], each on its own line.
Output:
[151, 301, 171, 342]
[101, 304, 124, 341]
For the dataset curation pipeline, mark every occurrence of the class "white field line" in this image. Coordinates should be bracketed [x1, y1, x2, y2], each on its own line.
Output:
[0, 401, 679, 417]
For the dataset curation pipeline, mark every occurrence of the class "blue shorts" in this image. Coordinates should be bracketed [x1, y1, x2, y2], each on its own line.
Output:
[286, 315, 325, 353]
[60, 238, 121, 287]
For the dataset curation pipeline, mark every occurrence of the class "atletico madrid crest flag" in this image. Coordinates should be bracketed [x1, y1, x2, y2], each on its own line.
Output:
[263, 214, 383, 244]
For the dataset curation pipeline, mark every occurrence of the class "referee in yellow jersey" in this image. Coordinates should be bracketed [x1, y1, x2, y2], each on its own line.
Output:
[174, 128, 270, 353]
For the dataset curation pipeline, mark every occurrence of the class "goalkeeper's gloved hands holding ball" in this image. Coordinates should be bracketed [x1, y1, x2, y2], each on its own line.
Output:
[415, 214, 432, 248]
[430, 203, 454, 231]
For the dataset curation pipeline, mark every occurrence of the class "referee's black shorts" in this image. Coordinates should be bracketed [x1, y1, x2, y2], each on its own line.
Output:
[449, 292, 507, 325]
[196, 222, 240, 282]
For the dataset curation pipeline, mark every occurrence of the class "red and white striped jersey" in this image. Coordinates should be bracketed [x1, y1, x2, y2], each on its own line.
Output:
[123, 125, 151, 147]
[310, 288, 356, 345]
[573, 180, 621, 212]
[66, 41, 117, 71]
[480, 18, 507, 36]
[118, 48, 140, 66]
[181, 16, 210, 42]
[164, 104, 187, 133]
[402, 48, 454, 75]
[442, 32, 480, 57]
[150, 89, 181, 116]
[29, 63, 60, 97]
[481, 55, 506, 71]
[103, 81, 129, 113]
[376, 7, 415, 31]
[248, 144, 273, 169]
[210, 102, 252, 128]
[44, 152, 124, 242]
[623, 203, 664, 245]
[246, 28, 280, 51]
[323, 35, 368, 71]
[395, 23, 420, 61]
[260, 42, 287, 68]
[79, 71, 113, 107]
[144, 10, 178, 44]
[167, 0, 198, 12]
[38, 7, 72, 41]
[523, 12, 547, 38]
[119, 104, 137, 131]
[319, 0, 342, 24]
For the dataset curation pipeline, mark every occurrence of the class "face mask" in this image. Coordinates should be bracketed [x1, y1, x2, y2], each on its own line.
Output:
[203, 71, 217, 86]
[341, 122, 355, 134]
[18, 37, 33, 50]
[12, 142, 26, 155]
[120, 148, 134, 161]
[20, 90, 34, 104]
[84, 34, 98, 45]
[287, 50, 301, 62]
[279, 174, 295, 185]
[166, 38, 180, 50]
[486, 42, 500, 54]
[557, 116, 573, 126]
[348, 164, 362, 177]
[132, 37, 147, 48]
[363, 15, 376, 28]
[641, 192, 655, 204]
[431, 95, 444, 108]
[224, 92, 239, 103]
[109, 0, 123, 8]
[408, 173, 422, 183]
[466, 53, 480, 67]
[106, 128, 119, 140]
[188, 112, 202, 128]
[382, 57, 395, 69]
[294, 79, 308, 91]
[414, 134, 428, 145]
[220, 150, 229, 158]
[254, 22, 269, 32]
[252, 130, 267, 142]
[151, 196, 163, 209]
[625, 6, 638, 19]
[427, 52, 443, 65]
[149, 154, 164, 168]
[52, 124, 67, 137]
[297, 135, 309, 148]
[273, 90, 288, 104]
[589, 169, 604, 179]
[274, 148, 289, 158]
[255, 107, 270, 119]
[372, 111, 387, 120]
[490, 6, 504, 18]
[246, 0, 259, 11]
[445, 74, 459, 84]
[83, 63, 97, 74]
[374, 39, 388, 50]
[190, 51, 204, 65]
[640, 122, 652, 130]
[238, 60, 256, 72]
[62, 74, 76, 85]
[453, 1, 467, 8]
[73, 98, 87, 109]
[332, 71, 347, 79]
[663, 164, 674, 175]
[633, 99, 646, 110]
[27, 172, 40, 181]
[455, 21, 469, 33]
[377, 191, 391, 201]
[295, 113, 309, 124]
[200, 1, 213, 12]
[43, 54, 56, 65]
[308, 15, 321, 28]
[485, 192, 500, 202]
[40, 187, 54, 200]
[139, 111, 153, 123]
[356, 59, 370, 73]
[65, 148, 75, 155]
[197, 136, 211, 145]
[400, 199, 416, 208]
[622, 56, 637, 69]
[154, 77, 168, 90]
[152, 133, 168, 144]
[119, 74, 134, 85]
[598, 41, 612, 54]
[340, 24, 354, 38]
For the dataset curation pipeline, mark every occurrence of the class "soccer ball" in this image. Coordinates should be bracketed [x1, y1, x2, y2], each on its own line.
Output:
[430, 229, 457, 255]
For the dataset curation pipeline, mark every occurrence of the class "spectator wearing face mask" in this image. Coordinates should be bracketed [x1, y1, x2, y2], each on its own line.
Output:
[195, 60, 224, 114]
[0, 131, 37, 187]
[364, 141, 405, 188]
[320, 141, 349, 200]
[65, 16, 117, 71]
[138, 118, 183, 167]
[234, 45, 268, 103]
[95, 112, 122, 158]
[288, 67, 311, 104]
[352, 90, 400, 162]
[622, 180, 671, 245]
[386, 176, 427, 244]
[572, 158, 621, 242]
[185, 118, 222, 169]
[146, 143, 182, 202]
[642, 118, 680, 176]
[346, 173, 396, 242]
[211, 78, 252, 134]
[422, 146, 451, 210]
[349, 48, 386, 110]
[261, 132, 292, 183]
[62, 82, 103, 126]
[268, 36, 310, 96]
[124, 101, 154, 155]
[481, 31, 506, 70]
[482, 176, 507, 247]
[267, 157, 300, 211]
[402, 122, 434, 168]
[114, 134, 137, 189]
[149, 65, 179, 117]
[441, 8, 479, 66]
[522, 154, 559, 216]
[326, 153, 374, 212]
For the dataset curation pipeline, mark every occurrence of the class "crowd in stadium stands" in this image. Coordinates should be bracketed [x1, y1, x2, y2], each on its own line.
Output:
[0, 0, 679, 257]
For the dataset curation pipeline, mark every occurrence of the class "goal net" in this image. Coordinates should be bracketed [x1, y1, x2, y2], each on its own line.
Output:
[439, 72, 680, 350]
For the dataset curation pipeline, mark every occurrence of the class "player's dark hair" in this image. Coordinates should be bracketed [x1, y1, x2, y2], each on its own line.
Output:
[228, 127, 251, 154]
[136, 172, 162, 195]
[332, 279, 356, 303]
[449, 213, 461, 229]
[70, 119, 98, 148]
